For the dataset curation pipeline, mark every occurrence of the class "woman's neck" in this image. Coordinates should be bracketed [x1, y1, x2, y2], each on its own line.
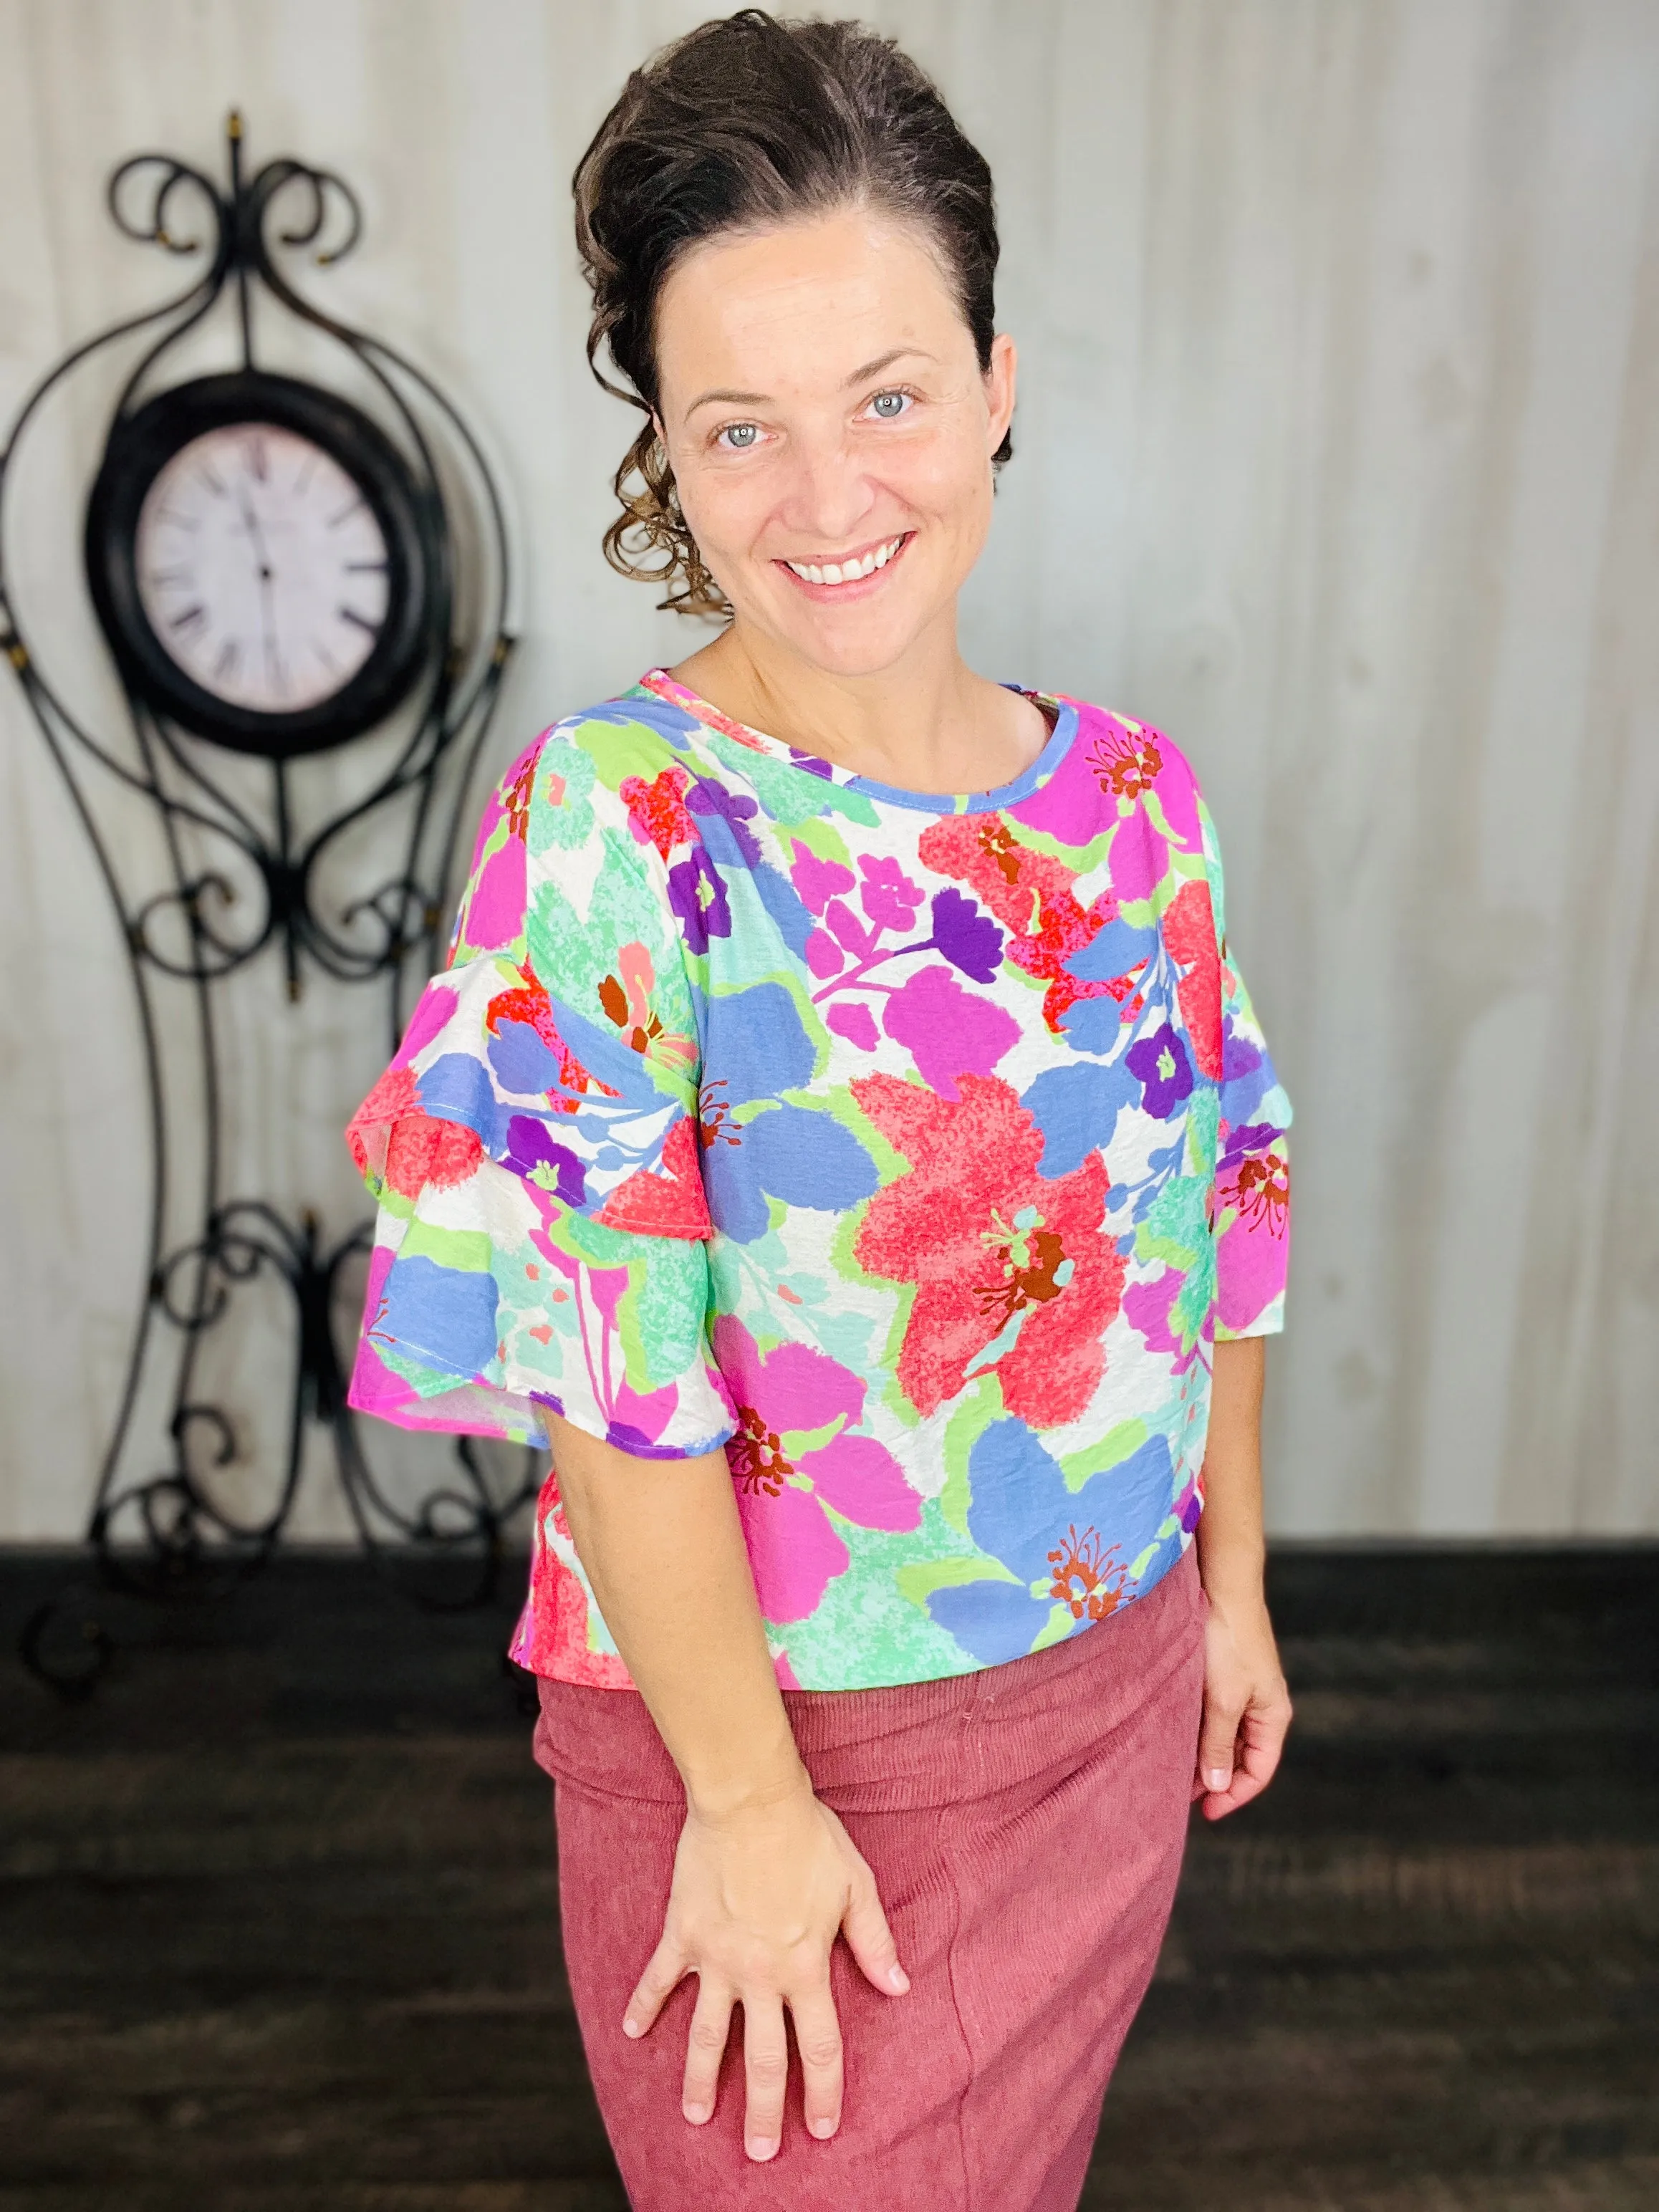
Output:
[668, 615, 1050, 797]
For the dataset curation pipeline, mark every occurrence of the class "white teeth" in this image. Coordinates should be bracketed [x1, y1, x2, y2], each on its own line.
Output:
[786, 535, 905, 586]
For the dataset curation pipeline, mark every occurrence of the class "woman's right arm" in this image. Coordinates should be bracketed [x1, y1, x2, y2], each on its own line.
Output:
[544, 1414, 910, 2165]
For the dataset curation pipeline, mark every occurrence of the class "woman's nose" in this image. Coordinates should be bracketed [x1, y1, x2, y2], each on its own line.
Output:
[778, 433, 877, 550]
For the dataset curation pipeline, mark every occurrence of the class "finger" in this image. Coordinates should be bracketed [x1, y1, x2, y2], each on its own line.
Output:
[1198, 1696, 1246, 1796]
[1203, 1698, 1293, 1819]
[788, 1981, 844, 2141]
[742, 1992, 790, 2163]
[623, 1933, 687, 2040]
[842, 1867, 910, 1996]
[681, 1973, 733, 2126]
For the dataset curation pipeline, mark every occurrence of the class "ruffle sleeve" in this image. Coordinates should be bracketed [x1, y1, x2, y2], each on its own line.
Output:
[343, 723, 736, 1459]
[1196, 793, 1293, 1340]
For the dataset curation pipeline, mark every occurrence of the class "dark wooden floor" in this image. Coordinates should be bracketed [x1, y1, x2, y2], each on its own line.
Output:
[1, 1545, 1655, 2211]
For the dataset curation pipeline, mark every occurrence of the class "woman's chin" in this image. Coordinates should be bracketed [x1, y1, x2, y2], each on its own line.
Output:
[747, 581, 949, 681]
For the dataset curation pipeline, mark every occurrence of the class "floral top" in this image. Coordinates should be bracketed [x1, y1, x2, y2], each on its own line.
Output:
[345, 670, 1292, 1691]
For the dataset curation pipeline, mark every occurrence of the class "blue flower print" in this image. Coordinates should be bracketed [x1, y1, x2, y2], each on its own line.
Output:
[925, 1419, 1178, 1664]
[701, 983, 879, 1241]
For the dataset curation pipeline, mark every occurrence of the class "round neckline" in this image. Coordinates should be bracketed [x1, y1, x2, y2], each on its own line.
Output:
[637, 666, 1079, 817]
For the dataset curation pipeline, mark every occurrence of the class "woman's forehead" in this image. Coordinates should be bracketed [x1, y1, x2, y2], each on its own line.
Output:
[656, 208, 963, 393]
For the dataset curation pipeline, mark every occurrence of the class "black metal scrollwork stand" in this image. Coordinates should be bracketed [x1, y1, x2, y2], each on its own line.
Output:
[1, 115, 540, 1692]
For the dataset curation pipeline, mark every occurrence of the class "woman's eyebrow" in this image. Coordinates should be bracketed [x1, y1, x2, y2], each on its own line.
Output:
[684, 347, 938, 416]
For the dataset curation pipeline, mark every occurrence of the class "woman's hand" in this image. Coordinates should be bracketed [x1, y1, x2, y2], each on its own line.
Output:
[622, 1777, 909, 2162]
[1191, 1582, 1293, 1820]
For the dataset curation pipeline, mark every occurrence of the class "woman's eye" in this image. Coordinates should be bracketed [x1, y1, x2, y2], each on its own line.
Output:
[869, 390, 912, 420]
[718, 421, 759, 450]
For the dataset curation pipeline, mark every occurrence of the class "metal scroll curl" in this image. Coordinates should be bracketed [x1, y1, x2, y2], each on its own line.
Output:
[1, 114, 542, 1689]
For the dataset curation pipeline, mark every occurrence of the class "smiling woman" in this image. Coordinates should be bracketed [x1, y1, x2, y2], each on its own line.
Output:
[342, 11, 1294, 2208]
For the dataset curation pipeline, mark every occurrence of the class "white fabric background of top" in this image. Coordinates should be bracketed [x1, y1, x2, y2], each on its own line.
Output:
[1, 0, 1655, 1540]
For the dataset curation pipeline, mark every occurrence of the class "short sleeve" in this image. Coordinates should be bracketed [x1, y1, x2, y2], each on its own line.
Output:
[344, 723, 737, 1458]
[1196, 794, 1293, 1340]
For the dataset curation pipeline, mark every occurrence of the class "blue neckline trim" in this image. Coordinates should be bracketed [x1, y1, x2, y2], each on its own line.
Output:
[840, 688, 1079, 814]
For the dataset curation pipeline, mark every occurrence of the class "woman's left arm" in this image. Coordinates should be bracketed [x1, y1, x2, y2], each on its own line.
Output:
[1192, 1335, 1294, 1819]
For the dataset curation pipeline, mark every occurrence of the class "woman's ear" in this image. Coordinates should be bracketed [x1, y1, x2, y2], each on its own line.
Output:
[985, 331, 1017, 454]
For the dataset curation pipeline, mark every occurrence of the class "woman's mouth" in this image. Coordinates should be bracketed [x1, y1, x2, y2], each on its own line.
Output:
[776, 531, 913, 595]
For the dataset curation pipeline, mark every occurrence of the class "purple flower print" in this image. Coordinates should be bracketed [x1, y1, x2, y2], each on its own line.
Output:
[928, 886, 1004, 984]
[668, 846, 731, 955]
[857, 855, 927, 933]
[688, 778, 762, 867]
[1126, 1021, 1193, 1119]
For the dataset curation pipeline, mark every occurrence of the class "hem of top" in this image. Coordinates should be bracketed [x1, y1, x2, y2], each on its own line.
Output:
[532, 1390, 736, 1463]
[633, 667, 1082, 817]
[352, 1342, 734, 1461]
[1213, 1312, 1287, 1342]
[528, 1524, 1199, 1696]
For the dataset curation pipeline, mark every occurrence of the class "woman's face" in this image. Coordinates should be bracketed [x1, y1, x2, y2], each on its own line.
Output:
[653, 205, 1016, 678]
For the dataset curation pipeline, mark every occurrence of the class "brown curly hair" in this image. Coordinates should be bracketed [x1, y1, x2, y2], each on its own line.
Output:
[572, 9, 1010, 618]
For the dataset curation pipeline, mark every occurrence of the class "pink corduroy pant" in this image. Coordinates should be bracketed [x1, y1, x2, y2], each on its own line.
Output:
[532, 1544, 1206, 2212]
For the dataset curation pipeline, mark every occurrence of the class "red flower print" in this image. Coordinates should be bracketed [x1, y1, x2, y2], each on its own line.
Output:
[383, 1112, 484, 1199]
[1160, 878, 1223, 1079]
[918, 815, 1120, 1034]
[347, 1065, 484, 1197]
[620, 764, 698, 859]
[850, 1073, 1126, 1426]
[591, 1114, 712, 1239]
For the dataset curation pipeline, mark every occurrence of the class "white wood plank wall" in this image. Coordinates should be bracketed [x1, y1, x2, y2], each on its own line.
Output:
[1, 0, 1655, 1538]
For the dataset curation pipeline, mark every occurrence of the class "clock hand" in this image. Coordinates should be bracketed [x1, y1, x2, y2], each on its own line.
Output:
[236, 484, 284, 698]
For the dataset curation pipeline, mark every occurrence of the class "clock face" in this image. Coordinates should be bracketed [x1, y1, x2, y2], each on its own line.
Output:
[134, 421, 390, 714]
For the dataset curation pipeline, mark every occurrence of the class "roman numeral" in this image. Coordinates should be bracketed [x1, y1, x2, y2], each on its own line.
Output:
[343, 559, 388, 572]
[338, 606, 379, 634]
[213, 640, 240, 681]
[169, 605, 206, 633]
[327, 493, 365, 528]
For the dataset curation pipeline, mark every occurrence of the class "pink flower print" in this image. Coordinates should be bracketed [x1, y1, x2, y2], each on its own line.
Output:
[857, 854, 925, 933]
[881, 965, 1019, 1100]
[789, 840, 856, 916]
[806, 927, 845, 979]
[711, 1316, 920, 1623]
[391, 983, 458, 1069]
[826, 1001, 880, 1052]
[462, 836, 526, 951]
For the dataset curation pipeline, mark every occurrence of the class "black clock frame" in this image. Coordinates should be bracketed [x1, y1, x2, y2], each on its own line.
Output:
[86, 369, 441, 756]
[0, 114, 538, 1691]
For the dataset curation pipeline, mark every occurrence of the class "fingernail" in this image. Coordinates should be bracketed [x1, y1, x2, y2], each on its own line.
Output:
[888, 1963, 910, 1993]
[1206, 1769, 1231, 1792]
[683, 2102, 710, 2125]
[622, 2018, 642, 2039]
[746, 2136, 778, 2161]
[809, 2115, 837, 2140]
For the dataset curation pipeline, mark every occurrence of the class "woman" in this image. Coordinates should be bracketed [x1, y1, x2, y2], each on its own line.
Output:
[345, 13, 1294, 2207]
